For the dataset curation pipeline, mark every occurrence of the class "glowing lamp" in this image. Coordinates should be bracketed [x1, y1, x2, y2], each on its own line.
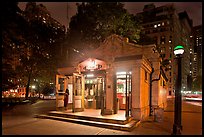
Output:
[174, 45, 184, 55]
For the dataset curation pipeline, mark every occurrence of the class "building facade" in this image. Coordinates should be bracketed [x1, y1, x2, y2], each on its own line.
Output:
[178, 11, 193, 92]
[55, 34, 168, 120]
[136, 3, 192, 95]
[191, 25, 202, 80]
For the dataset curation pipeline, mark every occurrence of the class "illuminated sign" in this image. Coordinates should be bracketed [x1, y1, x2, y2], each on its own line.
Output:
[87, 60, 97, 70]
[83, 59, 102, 71]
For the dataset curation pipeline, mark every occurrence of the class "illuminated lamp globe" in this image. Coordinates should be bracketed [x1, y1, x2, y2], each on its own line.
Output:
[174, 45, 184, 55]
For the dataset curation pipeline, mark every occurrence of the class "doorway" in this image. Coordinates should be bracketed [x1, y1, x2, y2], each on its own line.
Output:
[84, 77, 103, 109]
[116, 72, 132, 118]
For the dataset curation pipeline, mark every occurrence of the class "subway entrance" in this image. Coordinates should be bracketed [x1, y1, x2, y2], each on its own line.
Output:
[82, 70, 106, 111]
[84, 76, 103, 109]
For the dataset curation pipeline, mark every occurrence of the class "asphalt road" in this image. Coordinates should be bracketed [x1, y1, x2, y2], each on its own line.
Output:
[2, 99, 202, 135]
[2, 99, 56, 116]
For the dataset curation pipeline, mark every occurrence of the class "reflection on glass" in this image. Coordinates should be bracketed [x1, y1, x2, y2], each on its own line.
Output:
[116, 72, 132, 110]
[76, 77, 82, 96]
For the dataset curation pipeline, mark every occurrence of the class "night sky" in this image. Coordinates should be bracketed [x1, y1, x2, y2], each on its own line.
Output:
[18, 2, 202, 28]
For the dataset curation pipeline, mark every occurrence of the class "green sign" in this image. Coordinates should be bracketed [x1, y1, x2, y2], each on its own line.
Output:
[174, 45, 184, 51]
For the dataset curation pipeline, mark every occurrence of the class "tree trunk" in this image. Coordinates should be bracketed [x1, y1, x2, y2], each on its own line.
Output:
[25, 71, 32, 99]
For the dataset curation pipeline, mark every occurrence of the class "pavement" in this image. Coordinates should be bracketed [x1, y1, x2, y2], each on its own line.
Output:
[2, 98, 202, 135]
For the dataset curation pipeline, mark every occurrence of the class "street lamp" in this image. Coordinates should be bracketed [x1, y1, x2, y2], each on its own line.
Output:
[172, 45, 184, 135]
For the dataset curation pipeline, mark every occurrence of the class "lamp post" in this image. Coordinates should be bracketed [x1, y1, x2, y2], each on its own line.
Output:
[172, 45, 184, 135]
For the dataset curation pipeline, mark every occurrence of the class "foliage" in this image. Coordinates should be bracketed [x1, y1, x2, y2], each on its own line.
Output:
[2, 2, 65, 98]
[69, 2, 142, 50]
[2, 2, 23, 91]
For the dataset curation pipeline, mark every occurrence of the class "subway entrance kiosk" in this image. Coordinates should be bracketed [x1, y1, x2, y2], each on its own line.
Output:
[56, 58, 107, 113]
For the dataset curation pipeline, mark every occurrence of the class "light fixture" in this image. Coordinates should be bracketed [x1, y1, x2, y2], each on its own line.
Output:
[174, 45, 184, 55]
[116, 72, 126, 75]
[86, 74, 94, 78]
[86, 59, 96, 70]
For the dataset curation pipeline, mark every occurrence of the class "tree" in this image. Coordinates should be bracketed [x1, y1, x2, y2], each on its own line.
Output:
[2, 2, 25, 91]
[16, 2, 66, 98]
[68, 2, 142, 50]
[2, 2, 65, 99]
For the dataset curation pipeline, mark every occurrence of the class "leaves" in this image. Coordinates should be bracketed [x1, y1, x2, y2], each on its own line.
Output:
[2, 2, 65, 94]
[69, 2, 142, 50]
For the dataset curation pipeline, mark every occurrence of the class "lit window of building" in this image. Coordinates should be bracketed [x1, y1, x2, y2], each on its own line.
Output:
[160, 36, 166, 44]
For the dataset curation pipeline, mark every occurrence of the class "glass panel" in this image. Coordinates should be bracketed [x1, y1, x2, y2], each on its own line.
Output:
[116, 72, 132, 110]
[68, 84, 73, 103]
[76, 77, 82, 96]
[58, 78, 64, 93]
[84, 77, 103, 109]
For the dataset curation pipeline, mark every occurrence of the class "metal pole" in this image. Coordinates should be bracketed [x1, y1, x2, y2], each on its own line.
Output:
[125, 73, 128, 118]
[172, 55, 182, 135]
[149, 66, 154, 116]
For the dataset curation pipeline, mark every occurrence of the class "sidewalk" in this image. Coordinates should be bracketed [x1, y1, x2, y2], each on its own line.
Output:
[2, 98, 202, 135]
[131, 98, 202, 135]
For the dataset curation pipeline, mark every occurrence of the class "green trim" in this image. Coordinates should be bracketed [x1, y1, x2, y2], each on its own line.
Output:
[174, 45, 184, 50]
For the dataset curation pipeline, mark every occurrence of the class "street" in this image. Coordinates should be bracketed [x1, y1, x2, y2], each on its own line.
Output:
[2, 98, 202, 135]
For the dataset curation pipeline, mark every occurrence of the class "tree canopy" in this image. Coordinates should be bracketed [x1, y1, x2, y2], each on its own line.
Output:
[68, 2, 142, 50]
[2, 2, 66, 97]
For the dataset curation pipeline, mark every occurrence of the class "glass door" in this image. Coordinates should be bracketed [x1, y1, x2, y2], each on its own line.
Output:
[56, 75, 66, 109]
[72, 73, 84, 112]
[83, 70, 106, 115]
[84, 77, 104, 109]
[116, 72, 132, 118]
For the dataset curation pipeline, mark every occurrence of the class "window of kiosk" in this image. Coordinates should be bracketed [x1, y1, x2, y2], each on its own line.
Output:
[75, 77, 82, 96]
[116, 72, 132, 107]
[58, 78, 64, 95]
[85, 78, 97, 100]
[68, 84, 73, 103]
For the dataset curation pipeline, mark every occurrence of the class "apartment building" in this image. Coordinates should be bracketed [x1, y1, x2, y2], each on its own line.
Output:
[191, 25, 202, 80]
[136, 3, 192, 95]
